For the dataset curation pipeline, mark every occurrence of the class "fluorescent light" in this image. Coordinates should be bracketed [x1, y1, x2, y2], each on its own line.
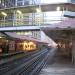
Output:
[16, 10, 22, 14]
[36, 8, 41, 13]
[1, 12, 7, 16]
[0, 36, 2, 38]
[56, 6, 60, 11]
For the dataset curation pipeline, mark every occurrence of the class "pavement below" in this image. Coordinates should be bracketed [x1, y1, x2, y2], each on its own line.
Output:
[39, 56, 75, 75]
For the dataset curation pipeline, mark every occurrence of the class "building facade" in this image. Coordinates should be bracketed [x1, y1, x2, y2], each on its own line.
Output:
[0, 0, 74, 26]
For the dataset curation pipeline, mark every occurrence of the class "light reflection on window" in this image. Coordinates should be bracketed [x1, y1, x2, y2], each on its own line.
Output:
[23, 41, 36, 51]
[16, 31, 32, 36]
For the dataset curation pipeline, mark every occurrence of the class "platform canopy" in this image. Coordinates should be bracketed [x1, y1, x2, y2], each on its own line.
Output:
[4, 32, 48, 44]
[53, 18, 75, 28]
[41, 18, 75, 30]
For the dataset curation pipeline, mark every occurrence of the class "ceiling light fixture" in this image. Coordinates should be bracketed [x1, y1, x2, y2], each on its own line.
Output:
[56, 6, 60, 11]
[36, 8, 41, 13]
[1, 12, 7, 16]
[16, 10, 22, 14]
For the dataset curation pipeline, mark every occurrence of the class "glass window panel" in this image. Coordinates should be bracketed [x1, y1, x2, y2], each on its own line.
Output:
[17, 2, 23, 6]
[71, 0, 75, 3]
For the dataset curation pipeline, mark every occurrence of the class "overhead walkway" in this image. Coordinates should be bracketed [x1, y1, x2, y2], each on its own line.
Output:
[0, 18, 75, 32]
[0, 26, 40, 32]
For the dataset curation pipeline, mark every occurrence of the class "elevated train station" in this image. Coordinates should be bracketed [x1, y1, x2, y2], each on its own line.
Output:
[0, 0, 75, 75]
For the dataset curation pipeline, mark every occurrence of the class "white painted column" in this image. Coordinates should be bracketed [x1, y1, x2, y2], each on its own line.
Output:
[15, 0, 17, 6]
[13, 10, 16, 26]
[23, 0, 24, 6]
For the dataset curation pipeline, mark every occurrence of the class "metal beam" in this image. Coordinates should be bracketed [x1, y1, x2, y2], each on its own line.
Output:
[0, 26, 40, 32]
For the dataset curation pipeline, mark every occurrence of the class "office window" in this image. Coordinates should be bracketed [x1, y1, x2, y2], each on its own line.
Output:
[71, 0, 75, 3]
[32, 0, 41, 5]
[17, 0, 23, 1]
[17, 2, 23, 6]
[4, 0, 15, 7]
[16, 31, 32, 36]
[24, 0, 29, 5]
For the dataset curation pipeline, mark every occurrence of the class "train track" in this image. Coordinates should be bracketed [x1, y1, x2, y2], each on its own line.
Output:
[0, 48, 56, 75]
[0, 49, 50, 75]
[0, 50, 38, 72]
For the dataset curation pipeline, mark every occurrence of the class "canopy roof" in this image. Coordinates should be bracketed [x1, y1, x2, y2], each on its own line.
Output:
[4, 32, 48, 44]
[41, 18, 75, 31]
[53, 18, 75, 28]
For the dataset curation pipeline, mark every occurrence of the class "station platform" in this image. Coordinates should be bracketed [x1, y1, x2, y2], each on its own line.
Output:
[39, 56, 75, 75]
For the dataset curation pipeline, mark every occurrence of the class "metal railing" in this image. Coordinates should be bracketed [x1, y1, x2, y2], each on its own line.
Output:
[0, 18, 63, 27]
